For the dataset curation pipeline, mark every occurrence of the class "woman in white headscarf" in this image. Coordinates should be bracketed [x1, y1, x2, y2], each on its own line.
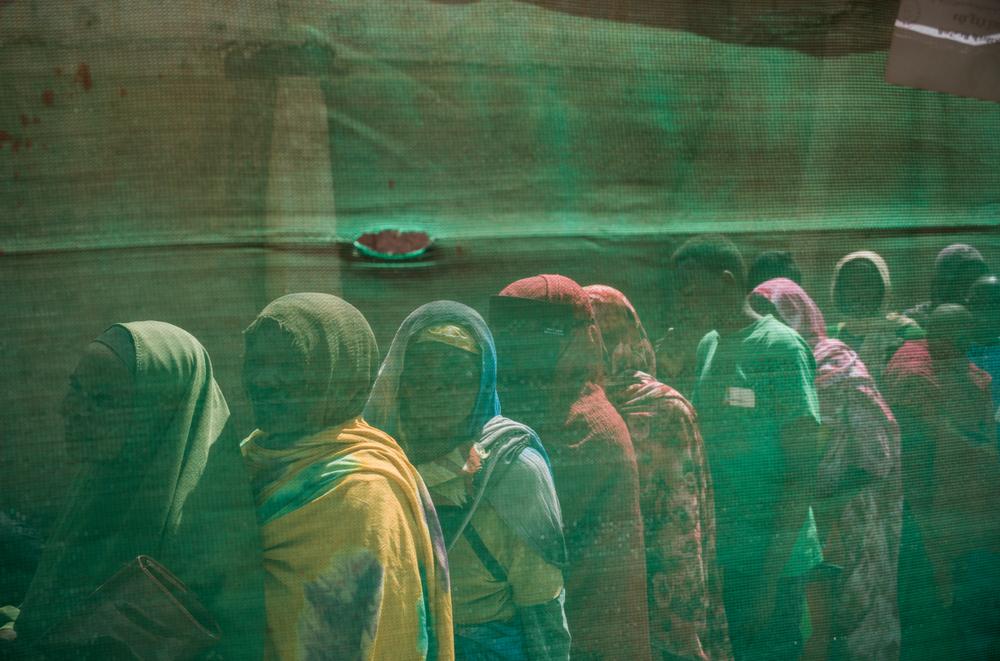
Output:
[829, 251, 923, 385]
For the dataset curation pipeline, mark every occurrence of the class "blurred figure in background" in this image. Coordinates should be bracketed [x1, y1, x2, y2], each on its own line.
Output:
[886, 304, 1000, 660]
[752, 279, 903, 661]
[490, 275, 652, 661]
[967, 274, 1000, 445]
[904, 244, 988, 330]
[829, 251, 923, 385]
[651, 326, 701, 399]
[747, 250, 804, 291]
[365, 301, 570, 660]
[241, 294, 453, 661]
[11, 322, 264, 660]
[586, 284, 731, 661]
[662, 248, 805, 401]
[673, 236, 822, 661]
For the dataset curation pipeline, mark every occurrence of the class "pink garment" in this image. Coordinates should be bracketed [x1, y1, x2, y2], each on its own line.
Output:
[752, 278, 903, 661]
[586, 285, 731, 661]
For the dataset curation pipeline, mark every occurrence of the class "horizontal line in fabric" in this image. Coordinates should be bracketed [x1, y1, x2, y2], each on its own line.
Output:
[2, 222, 999, 256]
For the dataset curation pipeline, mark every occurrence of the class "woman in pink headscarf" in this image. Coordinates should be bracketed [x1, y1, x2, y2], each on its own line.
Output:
[751, 278, 903, 661]
[585, 284, 731, 661]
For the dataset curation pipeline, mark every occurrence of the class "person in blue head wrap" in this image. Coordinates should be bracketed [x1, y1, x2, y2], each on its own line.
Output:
[365, 301, 570, 661]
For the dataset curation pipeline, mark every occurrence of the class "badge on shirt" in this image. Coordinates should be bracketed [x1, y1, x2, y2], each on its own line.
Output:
[725, 386, 756, 409]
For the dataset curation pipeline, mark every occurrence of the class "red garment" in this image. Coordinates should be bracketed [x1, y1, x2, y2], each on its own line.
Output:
[499, 275, 651, 661]
[587, 284, 731, 661]
[885, 340, 1000, 603]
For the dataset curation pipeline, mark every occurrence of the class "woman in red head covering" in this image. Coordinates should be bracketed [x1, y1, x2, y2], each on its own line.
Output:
[585, 284, 731, 661]
[490, 275, 651, 661]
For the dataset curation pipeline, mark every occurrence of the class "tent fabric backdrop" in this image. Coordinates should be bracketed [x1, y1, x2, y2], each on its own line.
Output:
[0, 0, 998, 545]
[1, 0, 998, 254]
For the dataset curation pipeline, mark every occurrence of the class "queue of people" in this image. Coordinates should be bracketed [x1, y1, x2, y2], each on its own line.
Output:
[1, 237, 997, 661]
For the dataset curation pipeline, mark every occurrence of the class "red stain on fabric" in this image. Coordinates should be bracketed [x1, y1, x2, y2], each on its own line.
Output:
[118, 87, 127, 97]
[11, 140, 20, 154]
[74, 63, 93, 91]
[0, 131, 13, 149]
[24, 139, 32, 149]
[32, 116, 40, 124]
[41, 90, 55, 106]
[388, 179, 395, 189]
[19, 114, 30, 127]
[356, 229, 431, 256]
[54, 67, 63, 76]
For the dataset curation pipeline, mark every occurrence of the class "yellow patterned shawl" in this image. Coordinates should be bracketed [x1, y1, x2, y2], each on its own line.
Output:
[242, 417, 453, 661]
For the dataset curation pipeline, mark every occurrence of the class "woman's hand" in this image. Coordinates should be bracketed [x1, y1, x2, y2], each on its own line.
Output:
[0, 605, 19, 642]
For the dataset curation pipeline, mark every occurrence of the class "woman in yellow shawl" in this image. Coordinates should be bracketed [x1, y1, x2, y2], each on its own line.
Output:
[240, 293, 453, 661]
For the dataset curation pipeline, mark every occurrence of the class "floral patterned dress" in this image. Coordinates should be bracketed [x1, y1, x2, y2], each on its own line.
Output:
[612, 373, 732, 661]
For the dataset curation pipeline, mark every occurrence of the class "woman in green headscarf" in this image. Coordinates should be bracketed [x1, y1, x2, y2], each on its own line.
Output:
[240, 293, 453, 661]
[11, 321, 265, 659]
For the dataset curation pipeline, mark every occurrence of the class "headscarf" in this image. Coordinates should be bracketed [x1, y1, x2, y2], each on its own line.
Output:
[496, 275, 652, 661]
[831, 252, 923, 383]
[584, 284, 657, 378]
[498, 274, 605, 399]
[92, 323, 137, 374]
[17, 322, 264, 658]
[902, 244, 989, 330]
[753, 278, 828, 349]
[832, 250, 892, 316]
[243, 297, 452, 660]
[931, 244, 987, 306]
[754, 277, 850, 369]
[364, 301, 566, 568]
[365, 301, 499, 444]
[243, 293, 380, 431]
